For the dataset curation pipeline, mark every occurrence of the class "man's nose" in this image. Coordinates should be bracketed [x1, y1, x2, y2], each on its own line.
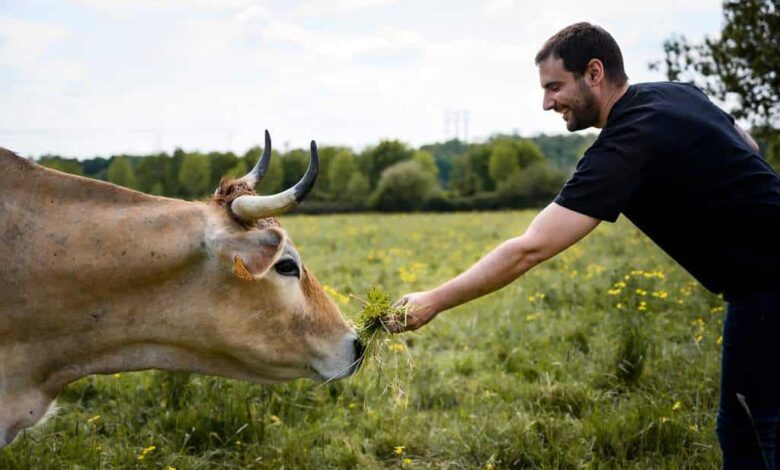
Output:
[543, 95, 555, 111]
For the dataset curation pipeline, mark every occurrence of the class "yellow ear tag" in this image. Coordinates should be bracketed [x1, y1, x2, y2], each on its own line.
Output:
[234, 256, 254, 281]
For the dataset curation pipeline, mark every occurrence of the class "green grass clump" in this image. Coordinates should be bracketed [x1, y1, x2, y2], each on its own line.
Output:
[354, 287, 409, 347]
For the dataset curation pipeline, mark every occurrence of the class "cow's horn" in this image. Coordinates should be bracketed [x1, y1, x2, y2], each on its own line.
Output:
[231, 140, 319, 221]
[239, 129, 273, 188]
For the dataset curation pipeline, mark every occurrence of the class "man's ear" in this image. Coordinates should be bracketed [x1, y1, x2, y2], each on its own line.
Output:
[585, 58, 605, 85]
[214, 227, 286, 281]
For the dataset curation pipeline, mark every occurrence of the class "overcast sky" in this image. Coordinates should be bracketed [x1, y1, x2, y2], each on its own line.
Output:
[1, 0, 723, 159]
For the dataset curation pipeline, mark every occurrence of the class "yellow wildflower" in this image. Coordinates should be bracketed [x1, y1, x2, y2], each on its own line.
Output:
[672, 401, 683, 411]
[137, 446, 156, 461]
[403, 458, 412, 465]
[87, 415, 101, 424]
[389, 343, 405, 352]
[394, 446, 405, 455]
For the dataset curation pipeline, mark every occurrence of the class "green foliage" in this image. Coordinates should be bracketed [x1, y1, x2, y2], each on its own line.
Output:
[651, 0, 780, 170]
[345, 173, 370, 204]
[497, 162, 567, 207]
[411, 150, 438, 178]
[652, 0, 779, 128]
[360, 140, 414, 188]
[207, 151, 240, 189]
[281, 149, 310, 190]
[39, 156, 84, 176]
[107, 156, 138, 189]
[328, 150, 359, 200]
[242, 147, 284, 195]
[420, 139, 468, 188]
[316, 146, 351, 194]
[488, 140, 521, 184]
[224, 159, 248, 180]
[135, 154, 172, 195]
[369, 160, 441, 211]
[177, 153, 211, 198]
[448, 153, 484, 196]
[531, 133, 596, 173]
[0, 212, 725, 468]
[29, 132, 599, 210]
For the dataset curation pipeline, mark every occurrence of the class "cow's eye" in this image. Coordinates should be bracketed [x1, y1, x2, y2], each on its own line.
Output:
[274, 259, 300, 278]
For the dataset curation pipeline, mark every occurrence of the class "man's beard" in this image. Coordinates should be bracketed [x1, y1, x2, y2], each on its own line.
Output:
[565, 79, 600, 131]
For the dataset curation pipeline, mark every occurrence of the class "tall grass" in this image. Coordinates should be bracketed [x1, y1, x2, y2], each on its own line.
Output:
[1, 211, 724, 468]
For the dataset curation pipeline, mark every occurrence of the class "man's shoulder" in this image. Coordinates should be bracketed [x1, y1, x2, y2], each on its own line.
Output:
[630, 81, 709, 102]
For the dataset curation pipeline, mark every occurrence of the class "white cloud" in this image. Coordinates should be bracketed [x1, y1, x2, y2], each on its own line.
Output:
[295, 0, 400, 16]
[0, 0, 725, 157]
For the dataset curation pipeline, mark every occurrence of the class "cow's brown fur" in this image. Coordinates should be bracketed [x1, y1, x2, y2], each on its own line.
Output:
[0, 148, 356, 448]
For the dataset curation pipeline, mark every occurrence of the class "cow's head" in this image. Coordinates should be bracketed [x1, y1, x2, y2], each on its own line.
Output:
[202, 131, 363, 383]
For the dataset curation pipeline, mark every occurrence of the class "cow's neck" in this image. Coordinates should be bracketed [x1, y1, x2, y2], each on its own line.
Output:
[0, 153, 236, 445]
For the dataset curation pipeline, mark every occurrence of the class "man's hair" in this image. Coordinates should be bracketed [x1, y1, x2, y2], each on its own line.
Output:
[535, 22, 628, 86]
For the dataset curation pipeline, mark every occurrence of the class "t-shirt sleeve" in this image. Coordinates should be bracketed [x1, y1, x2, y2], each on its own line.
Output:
[554, 142, 642, 223]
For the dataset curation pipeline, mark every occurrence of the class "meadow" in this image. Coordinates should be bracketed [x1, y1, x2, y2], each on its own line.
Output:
[0, 211, 726, 469]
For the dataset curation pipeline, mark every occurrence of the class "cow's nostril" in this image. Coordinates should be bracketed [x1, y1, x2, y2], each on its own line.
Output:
[353, 338, 366, 369]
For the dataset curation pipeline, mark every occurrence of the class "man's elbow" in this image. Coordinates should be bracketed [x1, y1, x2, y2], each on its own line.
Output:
[504, 236, 551, 272]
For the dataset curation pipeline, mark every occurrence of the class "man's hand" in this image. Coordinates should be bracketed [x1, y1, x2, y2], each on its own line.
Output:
[387, 291, 440, 332]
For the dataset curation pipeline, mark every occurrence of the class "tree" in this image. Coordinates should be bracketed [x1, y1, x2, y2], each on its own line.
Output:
[224, 160, 248, 180]
[135, 154, 172, 195]
[412, 150, 439, 178]
[178, 153, 211, 198]
[39, 156, 84, 176]
[328, 150, 358, 200]
[243, 146, 283, 195]
[449, 153, 483, 196]
[281, 149, 310, 190]
[497, 162, 566, 207]
[651, 0, 780, 166]
[360, 140, 413, 188]
[488, 141, 521, 184]
[345, 173, 370, 203]
[316, 146, 351, 194]
[369, 160, 441, 211]
[207, 151, 240, 188]
[514, 139, 545, 168]
[107, 157, 138, 189]
[420, 138, 468, 188]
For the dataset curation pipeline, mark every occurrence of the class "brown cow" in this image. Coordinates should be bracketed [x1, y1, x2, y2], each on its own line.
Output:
[0, 131, 363, 447]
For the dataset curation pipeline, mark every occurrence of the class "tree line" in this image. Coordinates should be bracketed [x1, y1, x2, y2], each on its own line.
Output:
[34, 133, 595, 213]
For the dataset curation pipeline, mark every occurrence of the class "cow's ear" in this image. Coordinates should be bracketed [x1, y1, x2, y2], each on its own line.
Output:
[214, 227, 286, 281]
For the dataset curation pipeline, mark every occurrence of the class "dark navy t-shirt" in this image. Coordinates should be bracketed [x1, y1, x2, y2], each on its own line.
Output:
[555, 82, 780, 296]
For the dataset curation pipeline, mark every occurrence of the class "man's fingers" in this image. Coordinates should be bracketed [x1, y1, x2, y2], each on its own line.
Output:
[392, 296, 409, 308]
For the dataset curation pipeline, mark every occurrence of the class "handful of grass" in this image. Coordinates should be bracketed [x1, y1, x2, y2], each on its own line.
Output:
[350, 287, 414, 406]
[354, 287, 410, 348]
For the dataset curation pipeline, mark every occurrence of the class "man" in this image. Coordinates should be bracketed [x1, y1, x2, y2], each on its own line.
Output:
[392, 22, 780, 468]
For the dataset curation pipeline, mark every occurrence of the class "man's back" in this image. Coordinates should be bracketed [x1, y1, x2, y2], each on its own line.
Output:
[555, 82, 780, 296]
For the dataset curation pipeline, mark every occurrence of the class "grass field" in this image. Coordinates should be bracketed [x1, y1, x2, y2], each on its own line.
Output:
[1, 211, 726, 469]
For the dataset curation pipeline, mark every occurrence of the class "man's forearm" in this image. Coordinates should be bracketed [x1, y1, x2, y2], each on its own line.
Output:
[428, 236, 541, 312]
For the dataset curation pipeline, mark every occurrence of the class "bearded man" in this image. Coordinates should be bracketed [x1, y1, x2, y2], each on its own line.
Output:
[393, 22, 780, 468]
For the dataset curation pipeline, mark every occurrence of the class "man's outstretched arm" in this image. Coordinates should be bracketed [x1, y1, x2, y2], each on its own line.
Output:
[391, 203, 600, 332]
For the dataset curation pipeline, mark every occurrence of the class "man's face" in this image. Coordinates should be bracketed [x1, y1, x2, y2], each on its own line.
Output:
[538, 56, 600, 131]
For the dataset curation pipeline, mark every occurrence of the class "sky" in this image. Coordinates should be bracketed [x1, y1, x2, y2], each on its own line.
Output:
[0, 0, 724, 159]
